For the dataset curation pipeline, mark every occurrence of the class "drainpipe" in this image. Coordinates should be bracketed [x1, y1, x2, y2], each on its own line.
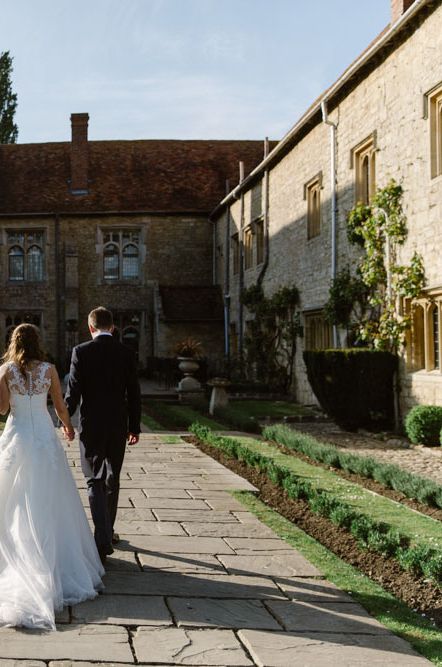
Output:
[258, 137, 270, 286]
[238, 161, 245, 364]
[224, 180, 231, 361]
[321, 100, 338, 348]
[54, 213, 64, 369]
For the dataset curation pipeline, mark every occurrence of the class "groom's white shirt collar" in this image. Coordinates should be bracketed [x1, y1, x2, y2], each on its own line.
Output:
[91, 330, 113, 339]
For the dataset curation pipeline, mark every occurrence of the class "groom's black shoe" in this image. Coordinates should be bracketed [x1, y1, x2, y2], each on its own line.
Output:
[98, 544, 114, 565]
[112, 532, 120, 545]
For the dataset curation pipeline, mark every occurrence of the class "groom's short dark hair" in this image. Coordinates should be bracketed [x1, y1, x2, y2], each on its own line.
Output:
[88, 306, 113, 331]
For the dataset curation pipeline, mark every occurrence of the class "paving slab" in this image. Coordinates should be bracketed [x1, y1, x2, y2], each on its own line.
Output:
[131, 497, 211, 510]
[115, 507, 156, 521]
[102, 572, 286, 598]
[266, 600, 390, 634]
[153, 509, 239, 522]
[182, 522, 277, 538]
[71, 595, 172, 625]
[117, 534, 235, 554]
[133, 627, 253, 665]
[238, 629, 432, 666]
[219, 553, 321, 577]
[102, 550, 140, 572]
[114, 520, 186, 535]
[0, 662, 46, 667]
[274, 577, 354, 603]
[0, 625, 132, 662]
[224, 537, 294, 552]
[168, 597, 282, 630]
[139, 552, 225, 573]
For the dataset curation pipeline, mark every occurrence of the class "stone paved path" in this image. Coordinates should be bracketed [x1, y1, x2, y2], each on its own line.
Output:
[0, 433, 432, 666]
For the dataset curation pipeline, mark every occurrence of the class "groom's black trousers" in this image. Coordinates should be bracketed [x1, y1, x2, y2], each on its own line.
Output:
[79, 436, 126, 554]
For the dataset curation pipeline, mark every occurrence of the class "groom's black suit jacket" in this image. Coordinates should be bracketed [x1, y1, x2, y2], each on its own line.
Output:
[65, 334, 141, 458]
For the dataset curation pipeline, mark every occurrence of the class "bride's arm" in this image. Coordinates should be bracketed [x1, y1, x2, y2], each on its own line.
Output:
[0, 364, 10, 415]
[49, 365, 75, 441]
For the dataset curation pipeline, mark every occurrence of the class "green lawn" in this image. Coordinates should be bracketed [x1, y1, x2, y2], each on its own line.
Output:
[143, 401, 226, 431]
[226, 399, 314, 419]
[230, 435, 442, 549]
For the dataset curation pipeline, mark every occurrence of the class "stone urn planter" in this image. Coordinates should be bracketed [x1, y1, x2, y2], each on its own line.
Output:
[177, 356, 201, 391]
[207, 377, 231, 415]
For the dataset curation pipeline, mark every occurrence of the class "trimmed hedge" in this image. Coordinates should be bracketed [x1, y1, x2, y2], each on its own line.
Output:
[404, 405, 442, 447]
[190, 423, 442, 587]
[303, 349, 397, 430]
[263, 423, 442, 509]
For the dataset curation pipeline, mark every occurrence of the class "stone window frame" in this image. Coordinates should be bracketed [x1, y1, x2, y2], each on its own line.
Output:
[350, 132, 377, 205]
[424, 82, 442, 179]
[4, 229, 46, 283]
[304, 172, 323, 240]
[405, 292, 442, 372]
[243, 225, 254, 271]
[97, 226, 143, 284]
[231, 232, 240, 275]
[254, 218, 265, 265]
[303, 308, 332, 351]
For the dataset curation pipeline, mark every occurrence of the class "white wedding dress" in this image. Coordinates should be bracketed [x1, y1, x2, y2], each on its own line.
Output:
[0, 361, 104, 630]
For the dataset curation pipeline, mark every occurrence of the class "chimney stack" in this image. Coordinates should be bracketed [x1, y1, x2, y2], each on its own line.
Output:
[391, 0, 415, 24]
[70, 113, 89, 194]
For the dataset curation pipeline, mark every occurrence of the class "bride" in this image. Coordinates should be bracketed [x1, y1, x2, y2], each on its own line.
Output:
[0, 323, 104, 630]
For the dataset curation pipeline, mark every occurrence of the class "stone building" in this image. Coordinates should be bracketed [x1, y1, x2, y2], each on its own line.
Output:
[0, 113, 266, 371]
[212, 0, 442, 412]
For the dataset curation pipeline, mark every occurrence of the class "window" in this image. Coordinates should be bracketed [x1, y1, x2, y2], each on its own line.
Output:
[5, 312, 41, 345]
[250, 181, 263, 220]
[102, 230, 140, 281]
[428, 84, 442, 178]
[304, 310, 332, 350]
[232, 233, 239, 275]
[7, 231, 44, 281]
[407, 296, 442, 372]
[112, 311, 141, 359]
[255, 219, 264, 265]
[304, 174, 322, 239]
[244, 227, 253, 270]
[352, 134, 376, 204]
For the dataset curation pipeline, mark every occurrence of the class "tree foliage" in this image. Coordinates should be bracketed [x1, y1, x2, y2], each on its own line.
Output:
[240, 283, 302, 393]
[0, 51, 18, 144]
[325, 180, 425, 351]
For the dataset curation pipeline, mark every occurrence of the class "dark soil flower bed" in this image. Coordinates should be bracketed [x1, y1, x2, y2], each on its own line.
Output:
[187, 435, 442, 629]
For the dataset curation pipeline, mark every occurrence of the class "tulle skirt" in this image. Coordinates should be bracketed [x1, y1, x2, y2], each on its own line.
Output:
[0, 416, 104, 630]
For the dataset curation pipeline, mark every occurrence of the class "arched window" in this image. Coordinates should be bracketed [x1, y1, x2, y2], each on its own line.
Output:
[103, 243, 119, 280]
[122, 243, 139, 280]
[102, 230, 140, 282]
[412, 304, 425, 370]
[27, 245, 44, 281]
[9, 246, 24, 281]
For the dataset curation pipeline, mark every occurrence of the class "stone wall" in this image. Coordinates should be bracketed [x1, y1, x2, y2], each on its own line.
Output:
[215, 3, 442, 413]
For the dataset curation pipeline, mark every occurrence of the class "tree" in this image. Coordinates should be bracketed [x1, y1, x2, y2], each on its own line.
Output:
[0, 51, 18, 143]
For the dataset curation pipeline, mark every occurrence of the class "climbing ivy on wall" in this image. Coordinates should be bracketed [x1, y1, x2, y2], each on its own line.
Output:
[326, 180, 425, 351]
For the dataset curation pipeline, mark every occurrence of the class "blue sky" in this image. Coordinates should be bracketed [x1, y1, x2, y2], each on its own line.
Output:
[1, 0, 390, 143]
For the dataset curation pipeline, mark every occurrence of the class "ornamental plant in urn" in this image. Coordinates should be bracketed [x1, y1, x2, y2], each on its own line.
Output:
[174, 337, 203, 391]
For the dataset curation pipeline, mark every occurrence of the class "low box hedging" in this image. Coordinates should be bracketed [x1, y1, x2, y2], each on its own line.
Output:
[303, 349, 397, 430]
[404, 405, 442, 447]
[263, 423, 442, 509]
[190, 422, 442, 586]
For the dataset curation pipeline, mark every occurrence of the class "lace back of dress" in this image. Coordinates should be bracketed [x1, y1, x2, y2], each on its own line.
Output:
[7, 362, 52, 396]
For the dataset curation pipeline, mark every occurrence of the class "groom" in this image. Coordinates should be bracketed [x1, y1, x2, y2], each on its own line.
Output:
[65, 306, 141, 564]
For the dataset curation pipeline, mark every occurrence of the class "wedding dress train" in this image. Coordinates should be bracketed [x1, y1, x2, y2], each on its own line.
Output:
[0, 361, 104, 630]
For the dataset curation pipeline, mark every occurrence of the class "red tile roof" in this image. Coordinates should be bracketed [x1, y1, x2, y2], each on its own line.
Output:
[159, 285, 224, 321]
[0, 139, 272, 215]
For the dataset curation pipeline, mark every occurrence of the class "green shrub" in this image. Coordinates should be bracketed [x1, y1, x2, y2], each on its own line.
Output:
[303, 349, 397, 430]
[404, 405, 442, 446]
[263, 423, 442, 509]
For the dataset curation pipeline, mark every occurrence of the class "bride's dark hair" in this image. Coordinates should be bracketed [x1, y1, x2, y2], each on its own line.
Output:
[2, 323, 46, 377]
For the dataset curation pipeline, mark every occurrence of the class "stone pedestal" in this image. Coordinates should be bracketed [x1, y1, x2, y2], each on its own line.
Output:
[208, 378, 231, 415]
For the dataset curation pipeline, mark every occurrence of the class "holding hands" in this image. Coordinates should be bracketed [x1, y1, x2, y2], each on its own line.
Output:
[127, 432, 139, 446]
